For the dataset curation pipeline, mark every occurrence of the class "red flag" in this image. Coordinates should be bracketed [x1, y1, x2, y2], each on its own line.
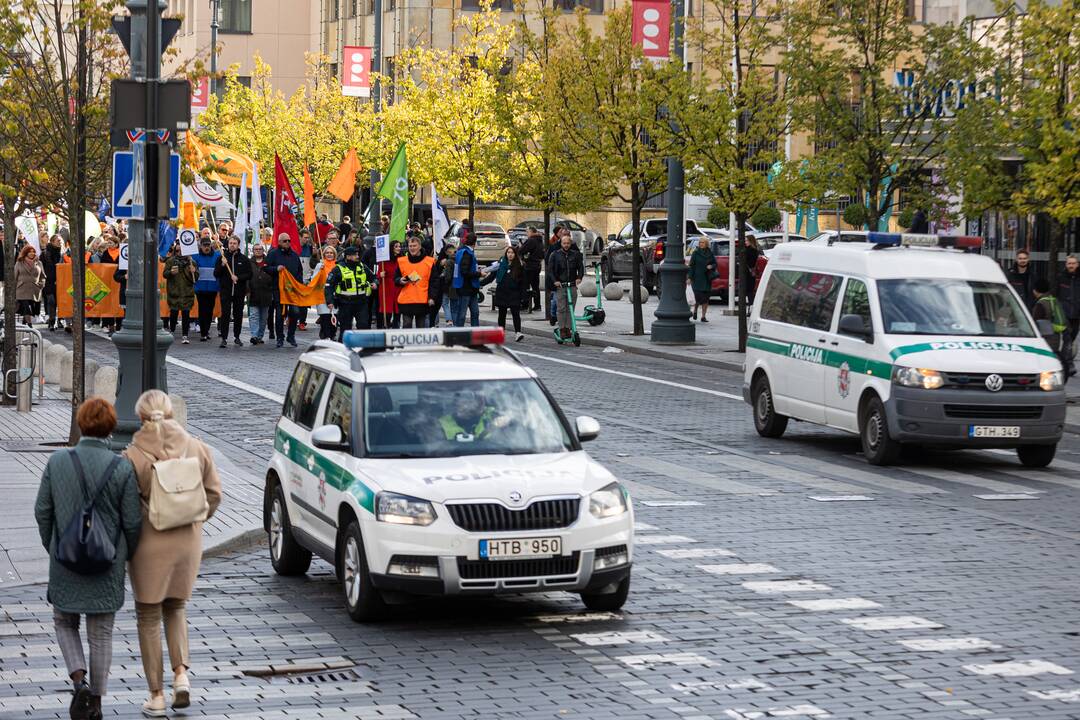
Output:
[273, 154, 301, 254]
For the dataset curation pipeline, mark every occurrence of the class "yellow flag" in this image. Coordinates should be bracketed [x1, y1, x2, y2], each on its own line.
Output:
[326, 148, 361, 202]
[185, 132, 259, 187]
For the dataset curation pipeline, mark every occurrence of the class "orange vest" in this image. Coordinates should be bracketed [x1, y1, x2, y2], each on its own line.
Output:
[396, 255, 435, 305]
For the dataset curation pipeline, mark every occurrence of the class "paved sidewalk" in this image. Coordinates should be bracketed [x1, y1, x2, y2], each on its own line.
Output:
[0, 351, 265, 589]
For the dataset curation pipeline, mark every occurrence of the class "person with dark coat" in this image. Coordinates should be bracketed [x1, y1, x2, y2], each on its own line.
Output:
[450, 232, 483, 327]
[213, 235, 253, 347]
[910, 208, 929, 234]
[34, 398, 141, 720]
[1056, 255, 1080, 350]
[547, 232, 585, 340]
[430, 240, 456, 327]
[265, 233, 304, 348]
[519, 227, 545, 313]
[481, 245, 527, 341]
[163, 245, 197, 343]
[191, 236, 221, 343]
[687, 236, 717, 322]
[543, 229, 563, 323]
[1034, 277, 1075, 377]
[324, 243, 376, 339]
[1006, 249, 1037, 309]
[42, 233, 64, 330]
[247, 243, 276, 345]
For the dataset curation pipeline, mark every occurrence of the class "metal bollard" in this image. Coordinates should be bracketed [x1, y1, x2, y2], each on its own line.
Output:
[16, 337, 34, 412]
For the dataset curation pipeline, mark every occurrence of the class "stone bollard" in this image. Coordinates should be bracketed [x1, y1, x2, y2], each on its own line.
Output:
[84, 360, 100, 395]
[602, 282, 624, 301]
[169, 395, 188, 428]
[94, 366, 118, 405]
[580, 276, 597, 298]
[59, 351, 74, 392]
[44, 344, 67, 384]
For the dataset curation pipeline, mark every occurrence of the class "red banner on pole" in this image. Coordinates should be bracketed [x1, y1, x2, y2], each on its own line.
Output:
[631, 0, 671, 62]
[273, 154, 301, 254]
[191, 77, 210, 112]
[342, 46, 372, 98]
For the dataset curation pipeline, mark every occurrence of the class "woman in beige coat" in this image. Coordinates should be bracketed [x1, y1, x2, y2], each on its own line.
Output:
[124, 390, 221, 717]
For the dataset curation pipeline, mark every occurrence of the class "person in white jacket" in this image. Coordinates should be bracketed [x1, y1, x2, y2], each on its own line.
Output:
[311, 245, 338, 339]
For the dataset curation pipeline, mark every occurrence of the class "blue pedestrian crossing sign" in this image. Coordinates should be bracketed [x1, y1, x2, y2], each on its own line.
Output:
[112, 149, 180, 220]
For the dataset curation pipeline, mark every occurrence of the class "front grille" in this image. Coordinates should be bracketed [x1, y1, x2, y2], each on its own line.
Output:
[944, 404, 1043, 420]
[941, 372, 1041, 391]
[457, 552, 580, 580]
[446, 498, 580, 532]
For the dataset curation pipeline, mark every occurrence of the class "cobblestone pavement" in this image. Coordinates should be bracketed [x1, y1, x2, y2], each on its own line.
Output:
[3, 327, 1079, 718]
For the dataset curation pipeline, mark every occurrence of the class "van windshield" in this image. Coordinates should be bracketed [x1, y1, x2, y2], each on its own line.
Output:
[364, 379, 573, 458]
[878, 279, 1035, 338]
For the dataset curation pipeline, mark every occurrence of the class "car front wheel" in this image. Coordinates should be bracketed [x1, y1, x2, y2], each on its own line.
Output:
[340, 521, 387, 622]
[268, 485, 312, 576]
[1017, 444, 1056, 468]
[860, 395, 901, 466]
[581, 575, 630, 612]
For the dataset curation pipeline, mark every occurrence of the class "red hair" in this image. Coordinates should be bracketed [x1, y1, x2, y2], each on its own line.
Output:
[17, 244, 37, 261]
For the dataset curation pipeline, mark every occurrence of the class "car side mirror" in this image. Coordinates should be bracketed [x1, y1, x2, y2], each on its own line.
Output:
[838, 314, 873, 342]
[575, 416, 600, 442]
[311, 424, 348, 451]
[1035, 318, 1056, 339]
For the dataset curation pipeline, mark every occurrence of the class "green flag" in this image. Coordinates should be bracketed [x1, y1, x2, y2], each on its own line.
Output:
[376, 143, 409, 244]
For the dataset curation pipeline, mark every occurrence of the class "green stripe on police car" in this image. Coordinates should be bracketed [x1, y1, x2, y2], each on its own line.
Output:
[274, 427, 375, 513]
[889, 341, 1057, 360]
[748, 335, 893, 378]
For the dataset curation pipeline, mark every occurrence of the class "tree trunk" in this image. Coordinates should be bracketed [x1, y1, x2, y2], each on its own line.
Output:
[736, 213, 748, 352]
[543, 207, 552, 242]
[1048, 216, 1063, 287]
[1, 198, 17, 405]
[467, 191, 475, 231]
[68, 16, 88, 445]
[630, 184, 644, 335]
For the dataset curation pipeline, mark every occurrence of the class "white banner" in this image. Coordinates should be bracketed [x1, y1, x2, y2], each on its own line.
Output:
[14, 214, 39, 252]
[118, 242, 129, 270]
[233, 172, 249, 254]
[375, 233, 390, 263]
[178, 228, 199, 256]
[431, 184, 450, 255]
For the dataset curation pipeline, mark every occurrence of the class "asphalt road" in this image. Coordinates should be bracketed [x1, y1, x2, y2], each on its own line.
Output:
[3, 330, 1080, 719]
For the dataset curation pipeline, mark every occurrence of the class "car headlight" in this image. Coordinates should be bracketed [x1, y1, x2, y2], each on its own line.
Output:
[892, 366, 944, 390]
[1040, 369, 1064, 391]
[589, 482, 628, 519]
[376, 492, 437, 526]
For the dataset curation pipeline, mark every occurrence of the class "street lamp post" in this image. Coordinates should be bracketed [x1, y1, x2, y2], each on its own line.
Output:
[367, 0, 383, 233]
[650, 0, 695, 345]
[210, 0, 220, 96]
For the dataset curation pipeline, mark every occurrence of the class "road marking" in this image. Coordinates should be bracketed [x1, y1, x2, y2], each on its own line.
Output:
[723, 705, 831, 719]
[710, 454, 871, 495]
[990, 466, 1080, 491]
[973, 493, 1039, 501]
[699, 563, 781, 575]
[672, 678, 772, 695]
[518, 350, 744, 400]
[166, 356, 285, 403]
[841, 616, 943, 631]
[634, 522, 658, 531]
[809, 495, 874, 502]
[897, 637, 1000, 652]
[901, 466, 1046, 495]
[635, 535, 699, 545]
[1027, 688, 1080, 702]
[794, 456, 946, 495]
[617, 652, 716, 669]
[742, 580, 832, 594]
[533, 612, 621, 623]
[656, 547, 736, 559]
[617, 455, 772, 495]
[788, 598, 881, 612]
[639, 500, 704, 507]
[964, 660, 1073, 677]
[570, 630, 669, 646]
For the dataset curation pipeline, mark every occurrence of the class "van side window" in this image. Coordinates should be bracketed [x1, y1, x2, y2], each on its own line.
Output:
[283, 363, 312, 422]
[760, 269, 842, 331]
[323, 379, 354, 448]
[296, 369, 330, 429]
[840, 278, 873, 332]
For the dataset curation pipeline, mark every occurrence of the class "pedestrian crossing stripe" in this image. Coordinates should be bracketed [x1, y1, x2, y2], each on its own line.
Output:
[747, 335, 892, 377]
[274, 428, 375, 513]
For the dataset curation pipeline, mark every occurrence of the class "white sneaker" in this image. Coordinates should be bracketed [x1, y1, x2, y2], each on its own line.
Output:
[181, 336, 190, 344]
[515, 333, 525, 342]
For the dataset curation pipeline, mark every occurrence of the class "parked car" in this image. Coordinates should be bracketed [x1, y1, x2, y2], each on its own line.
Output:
[508, 218, 601, 256]
[600, 219, 707, 291]
[473, 222, 511, 263]
[685, 236, 731, 301]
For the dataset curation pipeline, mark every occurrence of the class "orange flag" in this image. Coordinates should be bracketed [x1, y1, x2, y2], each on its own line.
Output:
[326, 148, 361, 202]
[278, 263, 333, 307]
[303, 163, 316, 229]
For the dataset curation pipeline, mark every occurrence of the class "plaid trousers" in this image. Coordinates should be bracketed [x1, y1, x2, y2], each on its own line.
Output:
[53, 610, 116, 696]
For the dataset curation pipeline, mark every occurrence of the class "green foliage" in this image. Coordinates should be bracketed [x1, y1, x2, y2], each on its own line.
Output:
[897, 206, 915, 229]
[707, 204, 731, 228]
[842, 203, 868, 229]
[751, 205, 782, 231]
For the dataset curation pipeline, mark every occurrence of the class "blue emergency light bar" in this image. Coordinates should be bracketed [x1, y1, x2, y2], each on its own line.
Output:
[862, 232, 983, 250]
[342, 327, 506, 351]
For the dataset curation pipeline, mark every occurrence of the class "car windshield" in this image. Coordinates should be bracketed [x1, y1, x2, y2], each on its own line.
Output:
[685, 239, 728, 256]
[877, 279, 1035, 337]
[364, 379, 573, 458]
[475, 224, 504, 234]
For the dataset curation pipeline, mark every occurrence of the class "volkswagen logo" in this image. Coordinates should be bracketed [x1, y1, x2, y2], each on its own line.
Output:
[985, 374, 1004, 392]
[508, 491, 523, 505]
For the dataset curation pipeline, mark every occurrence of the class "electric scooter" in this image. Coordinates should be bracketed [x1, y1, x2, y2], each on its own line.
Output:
[552, 284, 582, 346]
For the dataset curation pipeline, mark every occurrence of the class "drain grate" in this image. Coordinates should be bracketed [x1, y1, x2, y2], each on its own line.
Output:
[283, 668, 363, 684]
[240, 658, 362, 684]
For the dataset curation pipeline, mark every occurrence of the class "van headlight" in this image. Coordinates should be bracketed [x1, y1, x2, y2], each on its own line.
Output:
[589, 482, 628, 519]
[376, 492, 437, 526]
[1040, 370, 1064, 391]
[892, 366, 944, 390]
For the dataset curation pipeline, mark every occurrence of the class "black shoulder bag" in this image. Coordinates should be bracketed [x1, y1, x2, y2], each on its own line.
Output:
[54, 450, 123, 576]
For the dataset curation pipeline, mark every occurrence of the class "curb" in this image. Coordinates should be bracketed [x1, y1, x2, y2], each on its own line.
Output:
[203, 526, 265, 557]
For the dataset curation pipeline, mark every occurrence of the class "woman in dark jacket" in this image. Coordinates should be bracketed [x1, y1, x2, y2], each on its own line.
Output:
[34, 398, 141, 720]
[481, 246, 527, 341]
[430, 241, 455, 328]
[42, 233, 65, 331]
[687, 237, 717, 322]
[163, 244, 197, 344]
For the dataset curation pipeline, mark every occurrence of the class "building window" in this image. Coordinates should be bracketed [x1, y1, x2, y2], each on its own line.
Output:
[219, 0, 251, 33]
[460, 0, 515, 9]
[327, 0, 339, 21]
[237, 75, 252, 88]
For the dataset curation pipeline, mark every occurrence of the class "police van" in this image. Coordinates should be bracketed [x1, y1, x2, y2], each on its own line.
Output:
[263, 327, 634, 621]
[744, 233, 1067, 467]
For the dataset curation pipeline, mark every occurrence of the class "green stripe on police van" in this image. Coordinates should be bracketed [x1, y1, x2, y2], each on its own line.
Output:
[889, 341, 1058, 360]
[748, 334, 893, 378]
[274, 428, 375, 513]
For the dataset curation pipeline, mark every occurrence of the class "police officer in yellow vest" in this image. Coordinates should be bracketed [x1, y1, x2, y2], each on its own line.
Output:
[439, 390, 509, 441]
[324, 244, 376, 340]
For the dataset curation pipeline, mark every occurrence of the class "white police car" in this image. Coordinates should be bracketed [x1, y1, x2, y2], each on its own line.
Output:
[263, 327, 633, 621]
[745, 232, 1067, 467]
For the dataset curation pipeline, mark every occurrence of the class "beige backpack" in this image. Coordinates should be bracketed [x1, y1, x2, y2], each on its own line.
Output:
[137, 443, 208, 531]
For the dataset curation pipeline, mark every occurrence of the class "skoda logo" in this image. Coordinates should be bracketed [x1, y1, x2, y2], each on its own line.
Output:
[508, 491, 523, 505]
[985, 373, 1004, 392]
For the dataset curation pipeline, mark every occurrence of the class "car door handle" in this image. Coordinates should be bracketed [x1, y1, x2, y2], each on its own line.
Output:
[818, 338, 827, 344]
[830, 340, 839, 346]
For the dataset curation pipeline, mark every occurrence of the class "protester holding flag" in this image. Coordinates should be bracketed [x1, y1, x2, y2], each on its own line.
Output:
[324, 244, 374, 339]
[247, 243, 275, 345]
[192, 236, 221, 343]
[164, 244, 197, 344]
[311, 245, 338, 339]
[395, 236, 437, 329]
[213, 236, 253, 347]
[266, 233, 304, 348]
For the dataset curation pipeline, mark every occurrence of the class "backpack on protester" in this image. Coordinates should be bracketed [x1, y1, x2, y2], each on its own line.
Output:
[136, 444, 208, 531]
[54, 452, 123, 576]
